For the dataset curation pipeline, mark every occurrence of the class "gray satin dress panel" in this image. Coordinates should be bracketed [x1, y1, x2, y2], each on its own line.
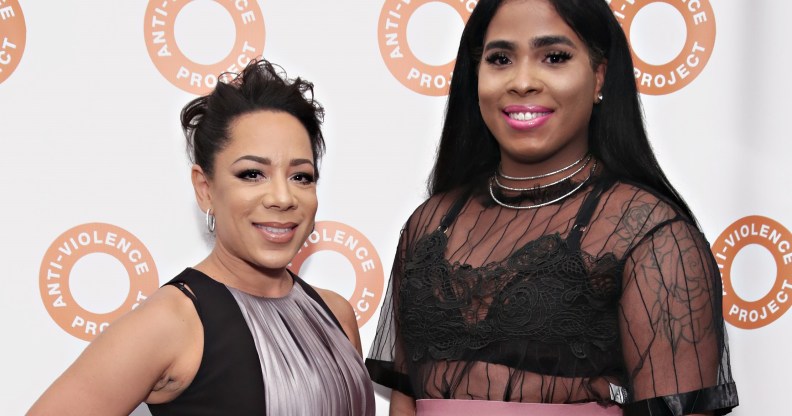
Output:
[227, 282, 375, 416]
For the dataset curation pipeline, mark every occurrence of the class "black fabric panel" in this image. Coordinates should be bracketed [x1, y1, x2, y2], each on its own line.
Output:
[365, 358, 415, 397]
[148, 268, 266, 416]
[623, 383, 739, 416]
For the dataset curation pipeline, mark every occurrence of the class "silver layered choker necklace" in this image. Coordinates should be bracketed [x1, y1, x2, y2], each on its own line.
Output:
[489, 154, 596, 210]
[498, 152, 589, 181]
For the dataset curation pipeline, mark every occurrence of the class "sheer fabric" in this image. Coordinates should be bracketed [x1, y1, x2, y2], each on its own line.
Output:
[416, 398, 622, 415]
[366, 174, 738, 415]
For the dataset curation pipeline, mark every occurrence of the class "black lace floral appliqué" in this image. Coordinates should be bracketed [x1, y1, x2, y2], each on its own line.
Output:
[400, 230, 622, 374]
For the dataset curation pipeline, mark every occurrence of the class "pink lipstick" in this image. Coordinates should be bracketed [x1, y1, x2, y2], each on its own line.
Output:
[502, 105, 553, 131]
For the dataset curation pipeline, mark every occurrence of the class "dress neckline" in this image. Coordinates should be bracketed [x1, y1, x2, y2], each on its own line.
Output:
[187, 267, 296, 300]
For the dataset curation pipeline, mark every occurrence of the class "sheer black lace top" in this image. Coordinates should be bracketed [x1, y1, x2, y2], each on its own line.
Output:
[366, 174, 738, 415]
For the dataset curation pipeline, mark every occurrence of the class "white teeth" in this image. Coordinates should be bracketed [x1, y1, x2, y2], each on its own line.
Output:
[258, 225, 291, 234]
[508, 112, 549, 121]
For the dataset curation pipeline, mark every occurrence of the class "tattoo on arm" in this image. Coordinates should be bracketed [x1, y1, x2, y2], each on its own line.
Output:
[628, 223, 715, 349]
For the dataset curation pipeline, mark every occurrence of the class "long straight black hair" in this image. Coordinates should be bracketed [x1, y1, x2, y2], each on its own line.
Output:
[428, 0, 694, 220]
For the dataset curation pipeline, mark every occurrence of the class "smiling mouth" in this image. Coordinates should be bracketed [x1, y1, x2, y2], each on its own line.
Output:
[253, 223, 299, 243]
[254, 224, 296, 234]
[507, 111, 551, 121]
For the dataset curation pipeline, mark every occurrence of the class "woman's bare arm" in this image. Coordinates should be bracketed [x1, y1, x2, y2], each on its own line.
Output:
[27, 286, 202, 416]
[389, 389, 416, 416]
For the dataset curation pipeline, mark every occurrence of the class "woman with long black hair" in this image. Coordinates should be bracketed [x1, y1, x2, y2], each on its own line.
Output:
[366, 1, 738, 415]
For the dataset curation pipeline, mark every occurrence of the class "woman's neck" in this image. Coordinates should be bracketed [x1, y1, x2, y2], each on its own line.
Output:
[194, 247, 293, 298]
[498, 152, 592, 189]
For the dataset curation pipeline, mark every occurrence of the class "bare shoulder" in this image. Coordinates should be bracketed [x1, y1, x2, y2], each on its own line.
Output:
[313, 286, 356, 328]
[27, 284, 203, 415]
[313, 286, 362, 355]
[114, 283, 201, 341]
[134, 284, 202, 341]
[86, 284, 203, 380]
[139, 283, 194, 314]
[75, 284, 199, 358]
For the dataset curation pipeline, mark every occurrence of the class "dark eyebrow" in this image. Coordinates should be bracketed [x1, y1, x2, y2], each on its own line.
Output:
[483, 35, 576, 53]
[531, 35, 576, 49]
[233, 155, 315, 168]
[483, 39, 516, 53]
[234, 155, 271, 165]
[289, 158, 315, 168]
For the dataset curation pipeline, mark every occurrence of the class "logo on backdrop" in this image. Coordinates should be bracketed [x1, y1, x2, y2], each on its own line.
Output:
[378, 0, 475, 96]
[609, 0, 716, 95]
[290, 221, 385, 328]
[144, 0, 266, 95]
[39, 223, 159, 341]
[712, 216, 792, 329]
[0, 0, 26, 85]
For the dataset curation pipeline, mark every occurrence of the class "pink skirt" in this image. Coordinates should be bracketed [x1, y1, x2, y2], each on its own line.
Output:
[416, 399, 622, 416]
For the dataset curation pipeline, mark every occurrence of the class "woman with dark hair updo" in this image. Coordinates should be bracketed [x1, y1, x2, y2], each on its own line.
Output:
[366, 1, 738, 415]
[28, 59, 375, 416]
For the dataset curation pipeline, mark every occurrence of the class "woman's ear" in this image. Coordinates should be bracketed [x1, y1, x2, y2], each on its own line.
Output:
[594, 60, 607, 103]
[191, 165, 212, 212]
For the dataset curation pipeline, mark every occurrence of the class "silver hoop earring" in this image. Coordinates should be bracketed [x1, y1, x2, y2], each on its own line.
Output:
[205, 208, 215, 233]
[595, 92, 604, 104]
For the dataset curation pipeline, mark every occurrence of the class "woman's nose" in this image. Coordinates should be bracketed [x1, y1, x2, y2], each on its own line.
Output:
[261, 177, 297, 210]
[508, 63, 541, 95]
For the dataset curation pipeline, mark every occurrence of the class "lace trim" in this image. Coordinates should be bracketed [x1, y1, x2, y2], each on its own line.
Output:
[400, 230, 622, 372]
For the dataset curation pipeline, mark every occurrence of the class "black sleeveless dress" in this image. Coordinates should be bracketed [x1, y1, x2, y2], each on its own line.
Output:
[148, 268, 374, 415]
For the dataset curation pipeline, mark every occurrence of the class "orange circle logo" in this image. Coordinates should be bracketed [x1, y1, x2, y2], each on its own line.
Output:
[378, 0, 475, 96]
[610, 0, 716, 95]
[712, 216, 792, 329]
[39, 223, 159, 341]
[290, 221, 385, 328]
[144, 0, 265, 94]
[0, 0, 26, 85]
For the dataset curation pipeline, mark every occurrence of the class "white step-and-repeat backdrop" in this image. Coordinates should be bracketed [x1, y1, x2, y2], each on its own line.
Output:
[1, 1, 789, 414]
